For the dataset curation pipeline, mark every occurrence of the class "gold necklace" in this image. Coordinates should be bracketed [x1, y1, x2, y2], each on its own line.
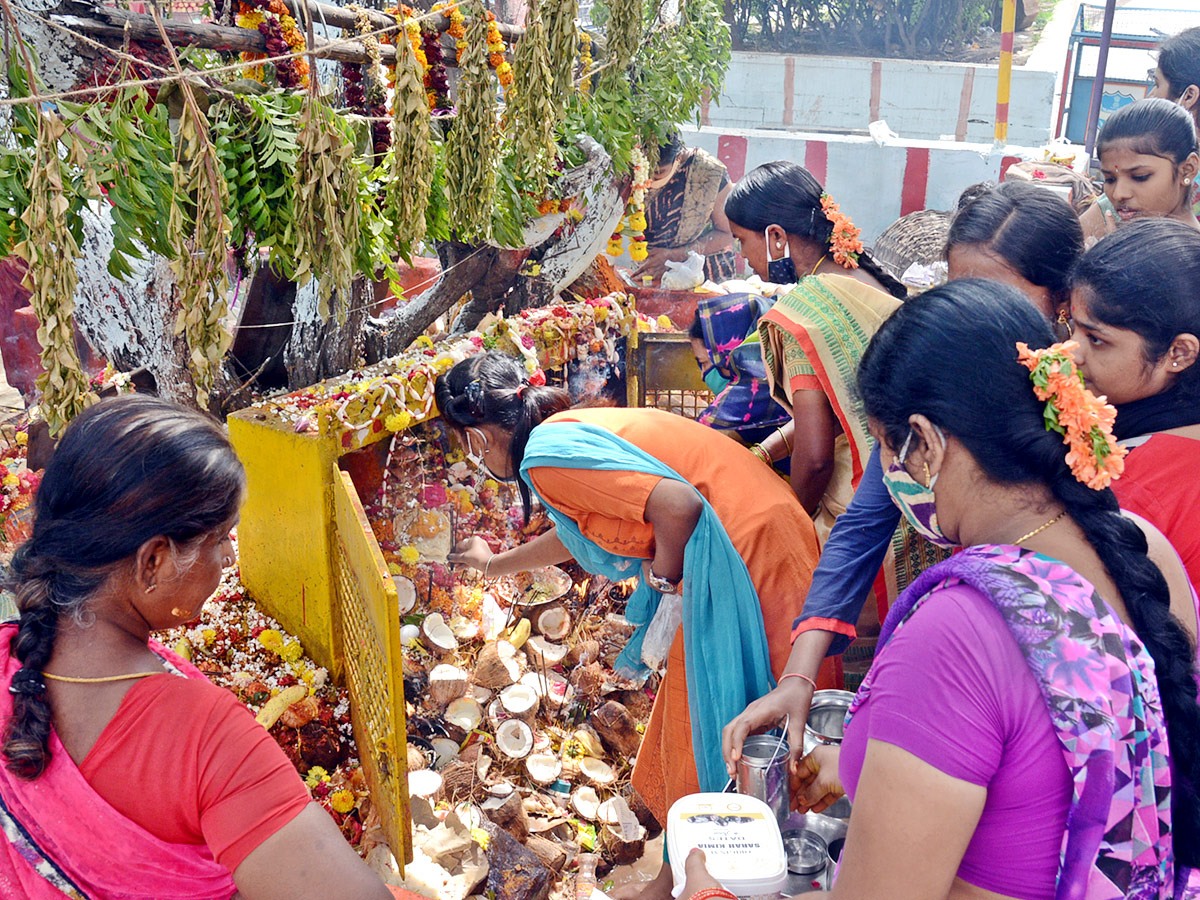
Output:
[1015, 511, 1066, 545]
[42, 671, 162, 684]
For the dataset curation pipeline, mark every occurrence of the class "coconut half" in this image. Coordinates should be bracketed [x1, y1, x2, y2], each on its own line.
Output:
[533, 603, 572, 641]
[520, 670, 574, 711]
[407, 768, 443, 800]
[430, 737, 460, 769]
[444, 697, 483, 734]
[579, 756, 616, 786]
[525, 636, 569, 668]
[428, 664, 469, 707]
[393, 575, 417, 615]
[524, 752, 562, 785]
[495, 719, 534, 760]
[421, 613, 458, 655]
[500, 683, 540, 721]
[571, 785, 602, 821]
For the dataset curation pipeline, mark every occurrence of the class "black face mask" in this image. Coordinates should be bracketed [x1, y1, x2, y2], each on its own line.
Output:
[768, 254, 798, 284]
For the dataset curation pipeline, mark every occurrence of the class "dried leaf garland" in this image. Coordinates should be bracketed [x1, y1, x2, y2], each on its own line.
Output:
[387, 16, 434, 253]
[601, 0, 642, 91]
[507, 0, 557, 197]
[446, 0, 497, 242]
[546, 0, 579, 111]
[168, 90, 234, 410]
[15, 112, 97, 436]
[292, 94, 360, 324]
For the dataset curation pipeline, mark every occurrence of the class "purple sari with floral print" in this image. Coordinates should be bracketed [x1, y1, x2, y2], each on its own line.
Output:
[847, 544, 1198, 900]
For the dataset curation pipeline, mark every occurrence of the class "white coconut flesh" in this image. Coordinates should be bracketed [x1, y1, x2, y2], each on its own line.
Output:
[495, 719, 534, 759]
[524, 753, 562, 785]
[421, 613, 458, 653]
[430, 737, 460, 768]
[526, 636, 568, 666]
[500, 683, 539, 717]
[394, 576, 417, 615]
[571, 786, 601, 820]
[408, 769, 443, 799]
[444, 697, 483, 732]
[579, 756, 616, 786]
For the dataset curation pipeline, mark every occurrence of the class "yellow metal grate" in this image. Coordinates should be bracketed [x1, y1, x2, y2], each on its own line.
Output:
[332, 470, 412, 869]
[643, 387, 712, 420]
[627, 332, 713, 420]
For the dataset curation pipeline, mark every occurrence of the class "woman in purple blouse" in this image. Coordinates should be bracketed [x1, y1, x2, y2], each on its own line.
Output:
[689, 281, 1200, 900]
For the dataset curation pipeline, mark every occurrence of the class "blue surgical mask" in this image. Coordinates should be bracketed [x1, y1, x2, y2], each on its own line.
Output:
[702, 366, 731, 395]
[880, 427, 957, 548]
[765, 228, 797, 284]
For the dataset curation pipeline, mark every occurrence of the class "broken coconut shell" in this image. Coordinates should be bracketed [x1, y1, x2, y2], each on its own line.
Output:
[495, 718, 535, 760]
[429, 664, 469, 708]
[421, 612, 458, 656]
[475, 640, 522, 689]
[524, 753, 562, 785]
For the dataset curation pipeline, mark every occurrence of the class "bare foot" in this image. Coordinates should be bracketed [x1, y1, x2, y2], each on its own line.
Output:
[609, 862, 674, 900]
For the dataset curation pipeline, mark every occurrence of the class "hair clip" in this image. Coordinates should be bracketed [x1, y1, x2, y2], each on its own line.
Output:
[9, 671, 46, 695]
[464, 380, 485, 418]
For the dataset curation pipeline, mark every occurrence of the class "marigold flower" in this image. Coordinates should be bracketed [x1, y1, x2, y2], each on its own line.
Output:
[399, 545, 421, 566]
[330, 789, 357, 813]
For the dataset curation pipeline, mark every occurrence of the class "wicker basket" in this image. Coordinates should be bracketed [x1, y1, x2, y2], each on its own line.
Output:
[870, 209, 951, 285]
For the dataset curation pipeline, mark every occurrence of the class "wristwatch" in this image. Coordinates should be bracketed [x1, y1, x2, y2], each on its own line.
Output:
[645, 568, 681, 594]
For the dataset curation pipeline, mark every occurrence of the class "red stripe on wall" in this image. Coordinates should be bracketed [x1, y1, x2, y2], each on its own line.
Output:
[718, 134, 749, 182]
[783, 57, 796, 126]
[869, 60, 882, 122]
[804, 140, 828, 184]
[900, 147, 930, 215]
[999, 155, 1022, 181]
[955, 67, 976, 142]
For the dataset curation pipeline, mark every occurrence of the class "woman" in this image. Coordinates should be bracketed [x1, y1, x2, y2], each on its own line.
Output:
[1071, 218, 1200, 601]
[721, 161, 905, 527]
[0, 396, 392, 899]
[1081, 98, 1200, 242]
[686, 295, 791, 464]
[1150, 27, 1200, 131]
[695, 281, 1200, 900]
[633, 134, 737, 283]
[724, 182, 1086, 771]
[438, 352, 818, 900]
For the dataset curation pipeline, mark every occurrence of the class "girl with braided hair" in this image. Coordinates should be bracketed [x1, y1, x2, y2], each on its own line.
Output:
[0, 395, 392, 900]
[685, 280, 1200, 900]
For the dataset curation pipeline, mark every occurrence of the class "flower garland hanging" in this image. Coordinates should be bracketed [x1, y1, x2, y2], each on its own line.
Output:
[432, 1, 467, 60]
[507, 0, 556, 195]
[387, 10, 434, 252]
[606, 147, 650, 262]
[819, 193, 864, 269]
[422, 27, 452, 112]
[235, 0, 309, 88]
[434, 2, 512, 88]
[577, 30, 593, 95]
[546, 0, 578, 111]
[445, 0, 497, 242]
[351, 5, 391, 155]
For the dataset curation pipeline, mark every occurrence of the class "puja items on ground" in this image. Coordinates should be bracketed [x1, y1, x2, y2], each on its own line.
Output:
[0, 424, 37, 553]
[366, 418, 664, 895]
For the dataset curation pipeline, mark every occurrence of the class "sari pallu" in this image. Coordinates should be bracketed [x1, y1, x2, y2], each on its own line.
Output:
[644, 149, 737, 283]
[848, 545, 1194, 900]
[694, 293, 790, 435]
[0, 624, 238, 900]
[519, 421, 775, 794]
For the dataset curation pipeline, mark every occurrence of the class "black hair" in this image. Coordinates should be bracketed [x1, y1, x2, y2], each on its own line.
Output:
[947, 180, 1084, 307]
[724, 161, 907, 299]
[2, 395, 245, 779]
[954, 181, 997, 212]
[1072, 218, 1200, 403]
[657, 132, 685, 170]
[1158, 26, 1200, 103]
[857, 279, 1200, 865]
[434, 352, 571, 521]
[687, 316, 704, 340]
[1097, 97, 1199, 164]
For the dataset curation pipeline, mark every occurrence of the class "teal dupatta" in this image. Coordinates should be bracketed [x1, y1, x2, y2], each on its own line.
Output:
[520, 421, 776, 793]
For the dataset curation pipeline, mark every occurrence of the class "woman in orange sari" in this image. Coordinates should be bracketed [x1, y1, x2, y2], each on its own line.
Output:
[441, 353, 819, 900]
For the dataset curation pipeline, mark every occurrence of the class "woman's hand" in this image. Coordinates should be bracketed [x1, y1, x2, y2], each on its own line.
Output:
[791, 744, 844, 814]
[722, 677, 812, 778]
[680, 849, 724, 898]
[447, 536, 494, 571]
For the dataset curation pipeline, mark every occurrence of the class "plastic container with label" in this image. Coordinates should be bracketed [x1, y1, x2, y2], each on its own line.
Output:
[666, 793, 788, 899]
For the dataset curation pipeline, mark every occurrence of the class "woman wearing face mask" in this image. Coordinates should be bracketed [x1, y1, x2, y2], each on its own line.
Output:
[1070, 219, 1200, 612]
[1149, 26, 1200, 222]
[437, 352, 820, 900]
[1080, 98, 1200, 242]
[723, 182, 1085, 781]
[720, 162, 906, 530]
[687, 281, 1200, 900]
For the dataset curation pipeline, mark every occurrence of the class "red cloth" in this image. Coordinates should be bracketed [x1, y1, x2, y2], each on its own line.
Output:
[79, 673, 313, 873]
[1111, 433, 1200, 596]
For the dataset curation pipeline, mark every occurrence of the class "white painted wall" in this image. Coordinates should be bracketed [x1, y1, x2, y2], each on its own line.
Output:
[706, 52, 1057, 146]
[683, 125, 1043, 244]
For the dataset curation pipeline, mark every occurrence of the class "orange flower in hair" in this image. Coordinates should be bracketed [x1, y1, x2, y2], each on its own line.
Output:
[820, 193, 862, 269]
[1016, 340, 1126, 490]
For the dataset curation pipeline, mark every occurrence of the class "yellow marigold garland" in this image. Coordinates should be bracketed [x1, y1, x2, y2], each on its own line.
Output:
[578, 30, 593, 95]
[1016, 340, 1126, 490]
[607, 148, 650, 262]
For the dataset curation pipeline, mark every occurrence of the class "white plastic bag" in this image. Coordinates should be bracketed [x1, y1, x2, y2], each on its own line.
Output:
[641, 591, 683, 671]
[660, 251, 706, 291]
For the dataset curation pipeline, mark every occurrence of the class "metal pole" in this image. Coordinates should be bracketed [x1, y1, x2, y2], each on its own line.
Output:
[994, 0, 1017, 145]
[1083, 0, 1118, 161]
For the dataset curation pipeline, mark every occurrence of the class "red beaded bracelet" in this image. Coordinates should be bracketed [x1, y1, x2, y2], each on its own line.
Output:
[689, 888, 737, 900]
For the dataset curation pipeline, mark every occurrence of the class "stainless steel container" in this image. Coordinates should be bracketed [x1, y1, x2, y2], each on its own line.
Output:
[735, 733, 791, 825]
[803, 689, 855, 755]
[782, 829, 828, 875]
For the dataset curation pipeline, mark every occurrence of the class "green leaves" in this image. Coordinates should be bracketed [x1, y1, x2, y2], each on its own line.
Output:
[387, 21, 435, 258]
[446, 0, 498, 243]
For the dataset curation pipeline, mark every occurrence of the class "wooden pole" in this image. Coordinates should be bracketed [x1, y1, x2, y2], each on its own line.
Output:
[993, 0, 1016, 145]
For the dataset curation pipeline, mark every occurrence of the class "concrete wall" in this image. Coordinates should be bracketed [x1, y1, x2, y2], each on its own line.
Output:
[702, 52, 1057, 146]
[684, 125, 1042, 244]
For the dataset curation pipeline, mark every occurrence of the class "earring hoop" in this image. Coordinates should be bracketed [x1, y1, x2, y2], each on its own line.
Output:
[923, 462, 934, 489]
[145, 584, 157, 594]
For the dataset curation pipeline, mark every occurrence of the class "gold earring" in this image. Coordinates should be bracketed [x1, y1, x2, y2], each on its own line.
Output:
[171, 607, 188, 618]
[923, 462, 934, 489]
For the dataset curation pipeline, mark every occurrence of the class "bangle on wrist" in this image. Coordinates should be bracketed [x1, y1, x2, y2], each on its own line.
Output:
[779, 672, 817, 692]
[645, 566, 681, 594]
[484, 553, 496, 579]
[690, 889, 737, 900]
[749, 443, 771, 465]
[776, 426, 792, 455]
